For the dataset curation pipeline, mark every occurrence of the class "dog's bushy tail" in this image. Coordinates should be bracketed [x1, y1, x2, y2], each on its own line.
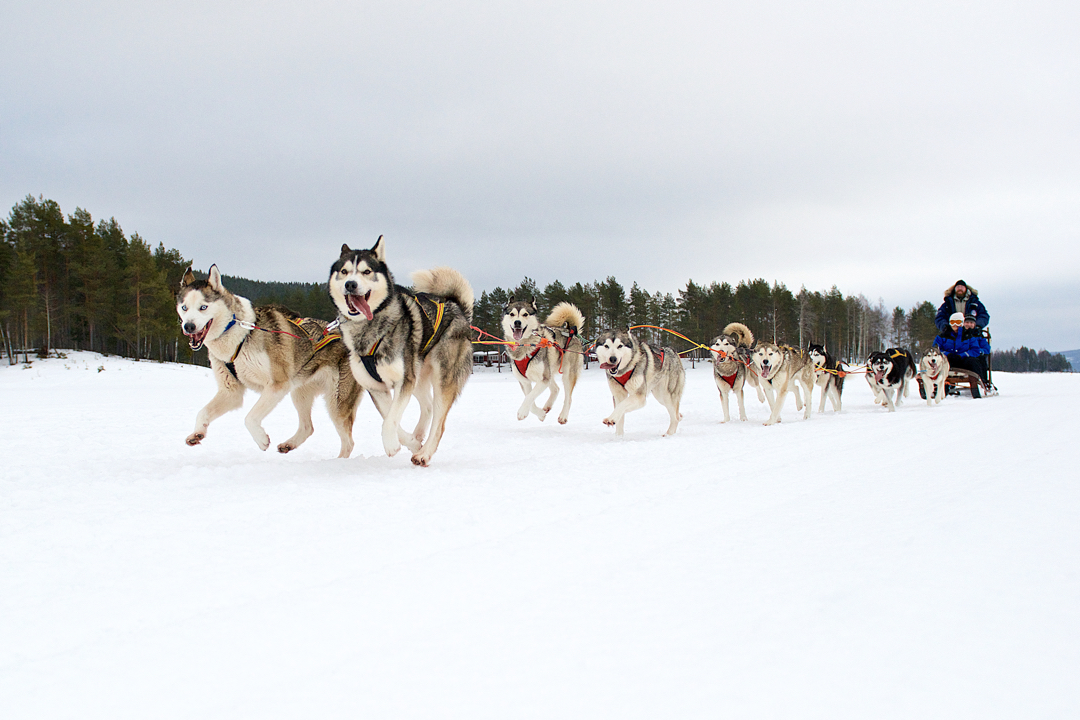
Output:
[545, 302, 585, 334]
[412, 267, 474, 319]
[723, 321, 754, 347]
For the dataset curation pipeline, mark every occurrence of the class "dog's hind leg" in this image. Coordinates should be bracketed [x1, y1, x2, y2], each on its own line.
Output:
[244, 385, 291, 451]
[278, 385, 317, 454]
[403, 369, 433, 453]
[328, 382, 361, 458]
[557, 372, 577, 425]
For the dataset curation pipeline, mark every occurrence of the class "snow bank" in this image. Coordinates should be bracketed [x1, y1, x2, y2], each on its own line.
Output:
[2, 353, 1078, 718]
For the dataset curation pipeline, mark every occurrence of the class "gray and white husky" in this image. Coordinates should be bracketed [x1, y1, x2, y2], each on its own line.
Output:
[750, 341, 814, 426]
[501, 298, 586, 424]
[808, 343, 845, 414]
[594, 328, 685, 436]
[328, 236, 474, 466]
[919, 347, 950, 405]
[709, 321, 755, 422]
[866, 348, 916, 412]
[177, 266, 362, 457]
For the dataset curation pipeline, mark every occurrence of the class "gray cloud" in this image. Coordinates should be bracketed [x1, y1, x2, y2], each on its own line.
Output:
[4, 0, 1079, 350]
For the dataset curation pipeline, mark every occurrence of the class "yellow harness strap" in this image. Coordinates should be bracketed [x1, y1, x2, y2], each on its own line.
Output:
[288, 317, 341, 352]
[411, 296, 446, 354]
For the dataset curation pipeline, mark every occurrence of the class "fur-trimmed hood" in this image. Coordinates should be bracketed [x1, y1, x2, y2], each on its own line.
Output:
[943, 282, 978, 299]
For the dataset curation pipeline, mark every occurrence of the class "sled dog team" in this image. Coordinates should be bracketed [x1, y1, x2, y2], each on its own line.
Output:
[176, 237, 956, 465]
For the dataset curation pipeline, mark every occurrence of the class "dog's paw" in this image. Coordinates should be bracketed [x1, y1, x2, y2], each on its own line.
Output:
[543, 405, 553, 414]
[384, 440, 401, 457]
[558, 417, 568, 425]
[185, 432, 204, 446]
[254, 433, 270, 451]
[277, 442, 295, 454]
[516, 407, 529, 421]
[410, 454, 430, 467]
[602, 417, 616, 426]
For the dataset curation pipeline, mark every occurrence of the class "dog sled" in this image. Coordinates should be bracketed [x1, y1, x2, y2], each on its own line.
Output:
[918, 367, 997, 400]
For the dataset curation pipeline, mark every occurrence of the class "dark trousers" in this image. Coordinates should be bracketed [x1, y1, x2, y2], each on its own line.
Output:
[947, 355, 989, 386]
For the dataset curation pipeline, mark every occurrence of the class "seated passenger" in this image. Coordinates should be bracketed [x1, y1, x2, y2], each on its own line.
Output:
[936, 279, 989, 332]
[934, 311, 991, 387]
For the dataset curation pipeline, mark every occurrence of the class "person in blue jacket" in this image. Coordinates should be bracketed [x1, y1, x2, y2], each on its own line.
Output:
[934, 311, 991, 387]
[936, 279, 989, 331]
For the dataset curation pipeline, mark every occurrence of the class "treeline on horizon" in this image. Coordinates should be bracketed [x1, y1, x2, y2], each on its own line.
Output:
[0, 195, 1071, 372]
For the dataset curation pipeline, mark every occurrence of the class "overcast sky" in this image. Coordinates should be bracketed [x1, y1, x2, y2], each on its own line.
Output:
[3, 1, 1078, 350]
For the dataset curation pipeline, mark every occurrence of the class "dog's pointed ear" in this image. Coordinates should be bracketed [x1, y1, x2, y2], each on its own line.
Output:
[181, 266, 195, 288]
[529, 297, 537, 311]
[208, 264, 223, 291]
[340, 244, 352, 257]
[371, 235, 385, 262]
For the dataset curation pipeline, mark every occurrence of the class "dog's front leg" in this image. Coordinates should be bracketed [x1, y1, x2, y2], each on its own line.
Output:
[187, 372, 244, 445]
[516, 376, 549, 421]
[244, 385, 291, 451]
[604, 388, 646, 436]
[764, 380, 786, 426]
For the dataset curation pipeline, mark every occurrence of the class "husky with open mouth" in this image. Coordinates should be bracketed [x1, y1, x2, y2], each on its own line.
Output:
[808, 343, 845, 414]
[918, 347, 950, 406]
[709, 321, 756, 423]
[176, 265, 362, 457]
[501, 298, 586, 424]
[750, 341, 815, 426]
[594, 328, 685, 436]
[328, 236, 474, 466]
[866, 348, 916, 412]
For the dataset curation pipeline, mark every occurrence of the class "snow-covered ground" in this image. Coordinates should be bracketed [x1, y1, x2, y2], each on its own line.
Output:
[2, 352, 1078, 719]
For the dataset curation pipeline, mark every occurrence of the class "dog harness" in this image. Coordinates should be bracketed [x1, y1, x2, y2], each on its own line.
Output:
[358, 338, 384, 384]
[610, 346, 665, 387]
[719, 372, 738, 388]
[410, 293, 448, 356]
[513, 346, 543, 377]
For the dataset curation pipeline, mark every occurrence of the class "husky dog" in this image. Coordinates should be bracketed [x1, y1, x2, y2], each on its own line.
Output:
[866, 348, 916, 412]
[807, 343, 845, 414]
[919, 347, 950, 405]
[750, 342, 814, 426]
[177, 266, 362, 457]
[328, 237, 474, 466]
[709, 322, 755, 422]
[501, 298, 586, 424]
[594, 328, 685, 436]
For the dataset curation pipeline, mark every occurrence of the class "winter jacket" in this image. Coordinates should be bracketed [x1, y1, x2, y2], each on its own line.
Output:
[935, 282, 989, 331]
[933, 326, 990, 357]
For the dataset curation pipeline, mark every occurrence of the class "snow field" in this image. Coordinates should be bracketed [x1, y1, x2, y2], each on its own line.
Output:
[1, 353, 1078, 718]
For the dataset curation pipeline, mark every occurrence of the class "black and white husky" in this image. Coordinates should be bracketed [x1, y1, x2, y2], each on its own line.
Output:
[594, 328, 685, 436]
[709, 322, 755, 422]
[177, 266, 362, 457]
[328, 237, 474, 466]
[501, 298, 586, 424]
[807, 343, 845, 414]
[919, 347, 950, 405]
[866, 348, 916, 412]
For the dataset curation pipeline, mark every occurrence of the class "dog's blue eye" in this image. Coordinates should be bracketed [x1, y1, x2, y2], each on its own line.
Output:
[181, 305, 187, 311]
[199, 305, 208, 311]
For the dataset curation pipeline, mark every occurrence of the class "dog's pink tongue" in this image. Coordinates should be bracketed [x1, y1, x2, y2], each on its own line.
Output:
[513, 328, 523, 341]
[348, 294, 373, 320]
[875, 370, 885, 382]
[600, 362, 615, 370]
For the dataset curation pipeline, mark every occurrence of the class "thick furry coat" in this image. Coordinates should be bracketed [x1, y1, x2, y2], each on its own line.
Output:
[501, 298, 586, 424]
[919, 347, 950, 405]
[177, 265, 362, 457]
[709, 322, 755, 422]
[808, 343, 845, 414]
[866, 348, 916, 412]
[750, 341, 815, 426]
[328, 237, 474, 466]
[595, 328, 685, 436]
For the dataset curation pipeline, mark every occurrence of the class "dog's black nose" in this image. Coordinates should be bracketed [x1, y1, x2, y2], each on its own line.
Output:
[609, 356, 617, 364]
[183, 322, 196, 334]
[344, 280, 357, 293]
